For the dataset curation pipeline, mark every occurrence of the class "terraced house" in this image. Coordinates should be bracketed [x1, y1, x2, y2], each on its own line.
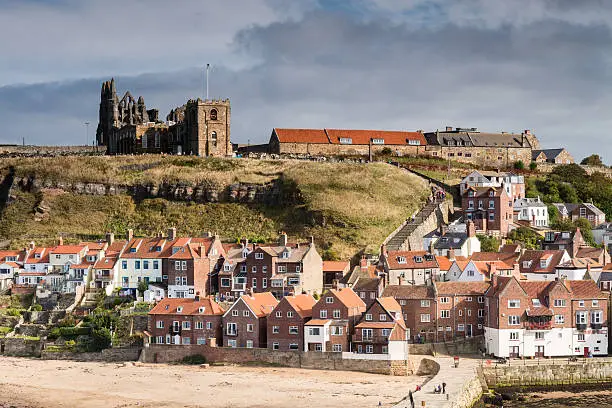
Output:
[222, 292, 278, 348]
[267, 294, 316, 351]
[352, 297, 407, 356]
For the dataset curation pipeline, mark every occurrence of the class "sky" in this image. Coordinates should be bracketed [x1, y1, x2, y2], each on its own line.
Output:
[1, 0, 611, 162]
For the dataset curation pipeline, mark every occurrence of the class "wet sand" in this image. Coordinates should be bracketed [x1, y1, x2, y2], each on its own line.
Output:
[502, 390, 612, 408]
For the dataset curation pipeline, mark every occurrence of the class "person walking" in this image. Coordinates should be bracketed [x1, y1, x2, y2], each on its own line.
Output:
[442, 382, 446, 394]
[408, 390, 414, 408]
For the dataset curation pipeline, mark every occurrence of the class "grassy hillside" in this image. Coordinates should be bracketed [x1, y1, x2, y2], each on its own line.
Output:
[0, 157, 428, 259]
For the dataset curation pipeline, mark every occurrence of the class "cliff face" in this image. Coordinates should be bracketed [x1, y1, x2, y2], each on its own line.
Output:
[12, 175, 294, 206]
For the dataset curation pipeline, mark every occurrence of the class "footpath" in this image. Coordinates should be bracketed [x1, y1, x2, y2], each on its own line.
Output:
[393, 357, 481, 408]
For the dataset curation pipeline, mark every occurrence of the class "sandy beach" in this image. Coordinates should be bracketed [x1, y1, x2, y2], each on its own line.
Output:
[0, 357, 424, 408]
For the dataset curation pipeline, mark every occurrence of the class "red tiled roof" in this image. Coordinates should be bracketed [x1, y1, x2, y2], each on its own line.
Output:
[51, 245, 86, 254]
[435, 256, 453, 271]
[386, 251, 438, 270]
[382, 285, 435, 299]
[377, 297, 402, 314]
[274, 129, 330, 144]
[305, 319, 332, 326]
[149, 297, 225, 315]
[93, 257, 117, 269]
[325, 129, 426, 146]
[435, 281, 490, 295]
[323, 261, 350, 272]
[284, 294, 317, 319]
[471, 252, 518, 263]
[576, 246, 604, 260]
[69, 263, 92, 269]
[519, 250, 566, 274]
[241, 292, 279, 318]
[1, 262, 20, 268]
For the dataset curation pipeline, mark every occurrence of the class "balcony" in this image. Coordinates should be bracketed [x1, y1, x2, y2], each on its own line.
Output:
[357, 336, 389, 344]
[591, 323, 603, 330]
[576, 323, 587, 331]
[525, 321, 552, 330]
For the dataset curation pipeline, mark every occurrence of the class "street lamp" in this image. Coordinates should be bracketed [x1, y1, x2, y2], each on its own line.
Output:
[84, 121, 90, 147]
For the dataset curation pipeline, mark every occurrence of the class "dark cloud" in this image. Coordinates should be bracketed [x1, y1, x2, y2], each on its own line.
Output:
[1, 2, 612, 162]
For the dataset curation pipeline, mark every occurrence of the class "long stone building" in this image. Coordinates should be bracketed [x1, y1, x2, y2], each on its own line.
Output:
[96, 79, 231, 157]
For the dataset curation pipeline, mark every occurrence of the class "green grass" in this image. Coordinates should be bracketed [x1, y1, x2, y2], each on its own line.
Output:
[12, 335, 40, 341]
[0, 326, 12, 337]
[1, 158, 429, 259]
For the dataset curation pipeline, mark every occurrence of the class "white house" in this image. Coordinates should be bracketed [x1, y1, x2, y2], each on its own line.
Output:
[432, 222, 480, 258]
[514, 197, 549, 228]
[460, 171, 525, 200]
[304, 319, 331, 352]
[116, 238, 165, 295]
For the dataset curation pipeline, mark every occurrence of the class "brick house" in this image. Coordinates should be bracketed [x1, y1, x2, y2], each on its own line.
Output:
[267, 294, 316, 351]
[380, 250, 439, 286]
[518, 250, 571, 281]
[322, 261, 350, 290]
[217, 234, 323, 301]
[147, 295, 225, 346]
[541, 229, 585, 257]
[352, 297, 408, 356]
[484, 276, 607, 358]
[304, 288, 366, 352]
[382, 285, 436, 343]
[462, 186, 512, 237]
[222, 292, 278, 348]
[434, 281, 489, 340]
[352, 277, 384, 309]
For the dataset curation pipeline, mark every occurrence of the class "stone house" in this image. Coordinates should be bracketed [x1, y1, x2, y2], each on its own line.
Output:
[147, 295, 225, 346]
[222, 292, 278, 348]
[267, 294, 316, 351]
[431, 222, 481, 258]
[423, 127, 537, 168]
[484, 276, 607, 358]
[268, 128, 427, 157]
[352, 297, 408, 356]
[553, 203, 606, 227]
[305, 288, 366, 352]
[531, 148, 574, 164]
[462, 186, 513, 237]
[380, 250, 440, 286]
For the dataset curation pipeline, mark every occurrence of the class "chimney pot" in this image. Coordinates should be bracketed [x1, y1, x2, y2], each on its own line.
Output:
[279, 232, 288, 247]
[29, 241, 35, 250]
[105, 232, 115, 246]
[168, 227, 177, 241]
[127, 229, 134, 241]
[58, 236, 63, 246]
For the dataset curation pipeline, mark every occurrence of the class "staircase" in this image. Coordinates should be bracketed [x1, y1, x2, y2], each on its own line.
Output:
[80, 288, 102, 308]
[385, 200, 443, 251]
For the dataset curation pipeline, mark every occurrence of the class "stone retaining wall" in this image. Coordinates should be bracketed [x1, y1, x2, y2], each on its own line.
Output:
[41, 347, 141, 362]
[141, 344, 413, 376]
[450, 372, 484, 408]
[483, 361, 612, 387]
[1, 337, 43, 357]
[0, 145, 104, 158]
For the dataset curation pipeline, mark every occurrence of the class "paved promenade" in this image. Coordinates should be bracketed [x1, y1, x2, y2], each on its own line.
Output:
[393, 357, 480, 408]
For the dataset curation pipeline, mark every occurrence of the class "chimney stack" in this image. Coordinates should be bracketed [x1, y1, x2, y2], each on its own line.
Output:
[279, 232, 288, 247]
[168, 227, 177, 241]
[127, 229, 134, 241]
[398, 276, 402, 285]
[448, 248, 456, 261]
[380, 244, 388, 257]
[29, 241, 35, 250]
[360, 256, 368, 272]
[445, 126, 453, 131]
[309, 236, 315, 245]
[241, 237, 249, 248]
[58, 236, 63, 246]
[105, 232, 115, 246]
[467, 220, 476, 238]
[195, 291, 200, 302]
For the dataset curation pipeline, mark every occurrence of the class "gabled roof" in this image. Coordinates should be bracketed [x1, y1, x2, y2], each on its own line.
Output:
[273, 128, 330, 144]
[519, 250, 567, 274]
[385, 250, 438, 270]
[434, 233, 468, 250]
[51, 245, 87, 255]
[464, 186, 506, 198]
[471, 251, 518, 263]
[93, 257, 118, 269]
[283, 294, 316, 319]
[434, 281, 490, 296]
[322, 261, 350, 272]
[327, 287, 366, 309]
[532, 148, 566, 161]
[575, 246, 604, 261]
[565, 280, 607, 299]
[325, 129, 426, 146]
[376, 297, 403, 314]
[382, 285, 435, 300]
[240, 292, 279, 318]
[353, 277, 382, 291]
[149, 297, 225, 315]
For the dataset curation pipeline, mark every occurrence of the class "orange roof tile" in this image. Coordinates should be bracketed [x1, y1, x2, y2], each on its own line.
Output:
[325, 129, 426, 146]
[323, 261, 350, 272]
[284, 294, 317, 319]
[386, 251, 438, 270]
[274, 128, 330, 144]
[305, 319, 332, 326]
[51, 245, 86, 254]
[329, 287, 367, 310]
[241, 292, 279, 317]
[377, 297, 402, 314]
[566, 280, 608, 299]
[435, 281, 490, 295]
[355, 322, 397, 329]
[382, 285, 435, 299]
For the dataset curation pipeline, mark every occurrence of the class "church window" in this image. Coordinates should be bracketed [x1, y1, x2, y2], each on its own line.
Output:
[211, 131, 218, 147]
[210, 109, 218, 121]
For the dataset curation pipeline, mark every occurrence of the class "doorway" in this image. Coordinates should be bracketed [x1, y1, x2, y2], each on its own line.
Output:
[509, 346, 519, 358]
[535, 345, 545, 358]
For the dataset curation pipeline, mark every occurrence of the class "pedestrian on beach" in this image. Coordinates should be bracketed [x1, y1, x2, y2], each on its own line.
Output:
[409, 390, 414, 408]
[442, 382, 446, 394]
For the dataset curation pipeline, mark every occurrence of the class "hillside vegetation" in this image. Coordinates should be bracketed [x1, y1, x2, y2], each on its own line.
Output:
[0, 157, 428, 259]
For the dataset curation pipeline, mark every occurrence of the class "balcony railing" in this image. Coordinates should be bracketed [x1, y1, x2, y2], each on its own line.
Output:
[525, 321, 552, 330]
[576, 323, 587, 331]
[591, 323, 603, 330]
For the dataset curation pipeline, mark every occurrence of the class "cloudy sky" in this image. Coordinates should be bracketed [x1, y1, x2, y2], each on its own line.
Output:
[1, 0, 611, 161]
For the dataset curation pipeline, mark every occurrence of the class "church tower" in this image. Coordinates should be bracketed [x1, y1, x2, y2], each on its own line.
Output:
[96, 78, 118, 146]
[184, 98, 231, 156]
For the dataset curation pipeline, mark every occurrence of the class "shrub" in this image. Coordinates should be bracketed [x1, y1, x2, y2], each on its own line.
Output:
[31, 304, 43, 311]
[380, 147, 393, 156]
[5, 308, 22, 317]
[529, 162, 537, 171]
[513, 160, 525, 170]
[179, 354, 207, 365]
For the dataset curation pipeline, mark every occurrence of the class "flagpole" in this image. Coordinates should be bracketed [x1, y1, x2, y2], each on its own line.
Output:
[206, 64, 210, 100]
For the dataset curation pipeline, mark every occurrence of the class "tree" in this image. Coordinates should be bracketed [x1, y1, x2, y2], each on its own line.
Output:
[507, 227, 542, 250]
[477, 235, 499, 252]
[529, 162, 537, 171]
[137, 279, 149, 296]
[513, 160, 525, 171]
[573, 218, 596, 247]
[580, 154, 604, 167]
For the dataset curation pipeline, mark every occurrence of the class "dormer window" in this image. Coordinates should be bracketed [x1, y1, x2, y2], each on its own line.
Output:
[489, 191, 494, 197]
[562, 232, 570, 239]
[34, 254, 41, 259]
[198, 307, 205, 313]
[397, 256, 407, 264]
[281, 250, 290, 259]
[532, 299, 541, 307]
[155, 246, 162, 252]
[540, 258, 549, 268]
[339, 137, 352, 144]
[130, 248, 137, 253]
[523, 260, 532, 268]
[177, 306, 183, 313]
[468, 191, 475, 197]
[414, 256, 423, 263]
[223, 264, 231, 271]
[372, 138, 384, 145]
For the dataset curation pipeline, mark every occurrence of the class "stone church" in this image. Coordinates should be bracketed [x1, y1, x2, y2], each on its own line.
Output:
[96, 78, 231, 157]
